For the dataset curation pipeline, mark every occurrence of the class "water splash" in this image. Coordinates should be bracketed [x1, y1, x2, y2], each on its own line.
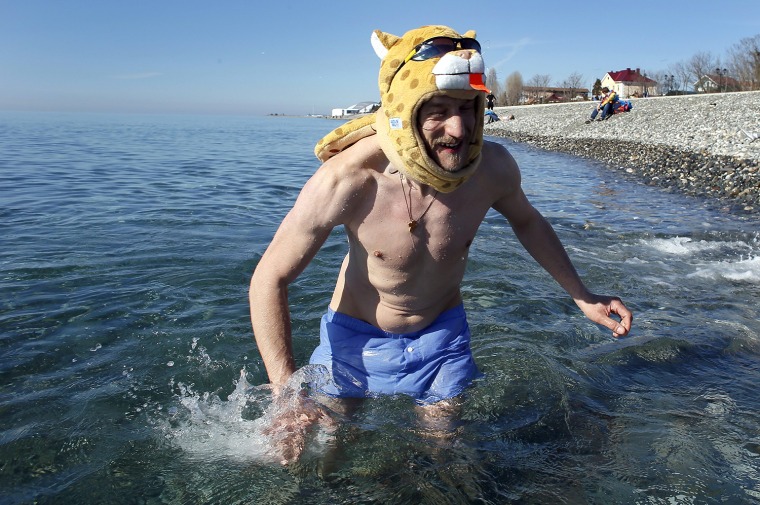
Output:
[158, 365, 334, 465]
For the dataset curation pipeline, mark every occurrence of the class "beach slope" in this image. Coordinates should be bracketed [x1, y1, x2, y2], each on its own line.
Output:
[485, 91, 760, 212]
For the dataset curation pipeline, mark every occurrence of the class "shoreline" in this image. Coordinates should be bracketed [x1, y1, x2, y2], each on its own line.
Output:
[485, 92, 760, 213]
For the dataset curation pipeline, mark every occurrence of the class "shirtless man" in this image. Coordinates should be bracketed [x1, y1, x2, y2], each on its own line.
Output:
[250, 25, 631, 459]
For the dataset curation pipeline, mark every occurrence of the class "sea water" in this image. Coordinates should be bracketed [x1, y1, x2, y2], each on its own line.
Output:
[1, 111, 759, 504]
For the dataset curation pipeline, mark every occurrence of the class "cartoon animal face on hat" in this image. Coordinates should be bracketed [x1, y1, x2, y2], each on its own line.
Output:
[313, 25, 489, 193]
[373, 25, 489, 192]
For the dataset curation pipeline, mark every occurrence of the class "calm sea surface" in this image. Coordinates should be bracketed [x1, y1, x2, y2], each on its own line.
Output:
[1, 111, 759, 504]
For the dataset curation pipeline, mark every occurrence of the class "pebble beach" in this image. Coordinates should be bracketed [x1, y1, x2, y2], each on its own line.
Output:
[485, 91, 760, 212]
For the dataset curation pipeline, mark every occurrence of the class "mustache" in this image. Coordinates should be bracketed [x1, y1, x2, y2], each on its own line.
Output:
[431, 136, 462, 147]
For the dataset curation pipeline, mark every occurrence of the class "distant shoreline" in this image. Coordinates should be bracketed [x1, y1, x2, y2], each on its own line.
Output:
[485, 92, 760, 213]
[266, 112, 371, 120]
[274, 94, 760, 213]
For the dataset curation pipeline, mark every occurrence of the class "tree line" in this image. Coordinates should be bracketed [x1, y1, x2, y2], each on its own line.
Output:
[486, 33, 760, 105]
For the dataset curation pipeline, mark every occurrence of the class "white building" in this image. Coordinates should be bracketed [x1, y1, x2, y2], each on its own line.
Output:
[601, 68, 657, 98]
[331, 101, 380, 118]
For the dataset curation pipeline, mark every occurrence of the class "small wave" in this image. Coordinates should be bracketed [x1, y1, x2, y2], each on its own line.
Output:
[639, 236, 759, 283]
[644, 236, 741, 256]
[688, 256, 760, 283]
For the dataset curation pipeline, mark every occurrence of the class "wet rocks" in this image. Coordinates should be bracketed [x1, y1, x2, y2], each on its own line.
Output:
[485, 91, 760, 213]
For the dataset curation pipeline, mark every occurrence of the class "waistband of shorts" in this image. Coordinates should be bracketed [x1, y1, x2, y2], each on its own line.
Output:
[325, 303, 465, 339]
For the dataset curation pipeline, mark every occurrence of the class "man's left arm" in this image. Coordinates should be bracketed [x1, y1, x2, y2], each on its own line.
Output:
[491, 150, 632, 337]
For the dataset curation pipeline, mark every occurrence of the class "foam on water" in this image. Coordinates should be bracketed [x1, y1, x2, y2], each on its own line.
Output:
[644, 236, 750, 256]
[689, 256, 760, 282]
[640, 235, 760, 283]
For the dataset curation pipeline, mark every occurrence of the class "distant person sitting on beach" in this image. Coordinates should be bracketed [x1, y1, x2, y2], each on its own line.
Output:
[486, 92, 495, 110]
[250, 25, 632, 464]
[586, 86, 618, 123]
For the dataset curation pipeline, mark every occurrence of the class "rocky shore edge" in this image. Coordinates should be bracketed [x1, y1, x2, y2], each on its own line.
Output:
[485, 91, 760, 213]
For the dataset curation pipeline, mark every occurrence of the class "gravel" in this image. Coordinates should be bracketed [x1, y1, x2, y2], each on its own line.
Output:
[485, 91, 760, 213]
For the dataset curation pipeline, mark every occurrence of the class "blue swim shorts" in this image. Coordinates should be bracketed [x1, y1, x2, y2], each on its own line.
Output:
[309, 304, 482, 404]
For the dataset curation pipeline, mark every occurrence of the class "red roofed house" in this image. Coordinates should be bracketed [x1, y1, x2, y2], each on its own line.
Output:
[601, 68, 658, 98]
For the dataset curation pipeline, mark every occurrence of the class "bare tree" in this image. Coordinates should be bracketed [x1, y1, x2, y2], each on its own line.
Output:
[648, 70, 669, 95]
[530, 74, 552, 89]
[639, 68, 655, 96]
[727, 34, 760, 90]
[486, 68, 501, 101]
[645, 32, 760, 94]
[688, 51, 718, 88]
[562, 72, 584, 100]
[526, 74, 551, 103]
[505, 71, 523, 106]
[671, 61, 691, 93]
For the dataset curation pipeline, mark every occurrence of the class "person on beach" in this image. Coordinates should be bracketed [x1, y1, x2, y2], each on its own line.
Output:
[250, 25, 632, 463]
[586, 86, 619, 123]
[486, 92, 496, 110]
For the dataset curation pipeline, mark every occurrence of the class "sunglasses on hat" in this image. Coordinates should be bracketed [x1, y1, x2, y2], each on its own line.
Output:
[392, 37, 482, 81]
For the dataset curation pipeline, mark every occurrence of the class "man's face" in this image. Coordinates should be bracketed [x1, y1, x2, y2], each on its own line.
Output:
[417, 95, 477, 173]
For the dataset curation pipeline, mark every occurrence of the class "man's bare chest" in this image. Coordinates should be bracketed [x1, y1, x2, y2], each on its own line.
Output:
[351, 191, 489, 266]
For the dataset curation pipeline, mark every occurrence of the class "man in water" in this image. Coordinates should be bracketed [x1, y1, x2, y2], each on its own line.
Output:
[250, 25, 632, 461]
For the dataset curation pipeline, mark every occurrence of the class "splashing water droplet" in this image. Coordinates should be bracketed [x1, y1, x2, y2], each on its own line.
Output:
[157, 365, 335, 465]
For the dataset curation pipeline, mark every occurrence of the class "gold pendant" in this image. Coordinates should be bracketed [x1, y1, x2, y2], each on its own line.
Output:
[408, 220, 418, 232]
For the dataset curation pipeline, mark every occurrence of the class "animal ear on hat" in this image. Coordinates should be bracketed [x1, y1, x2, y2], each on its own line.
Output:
[371, 30, 400, 60]
[463, 30, 476, 39]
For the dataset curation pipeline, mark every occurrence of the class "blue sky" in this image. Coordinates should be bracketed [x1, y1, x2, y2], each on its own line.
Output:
[1, 0, 758, 116]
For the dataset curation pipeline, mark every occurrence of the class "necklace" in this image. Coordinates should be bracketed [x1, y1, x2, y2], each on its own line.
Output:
[399, 174, 437, 233]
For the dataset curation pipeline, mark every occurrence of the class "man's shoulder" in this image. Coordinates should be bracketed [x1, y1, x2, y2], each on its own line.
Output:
[482, 138, 506, 149]
[312, 136, 386, 190]
[481, 139, 515, 165]
[296, 139, 385, 223]
[474, 140, 521, 187]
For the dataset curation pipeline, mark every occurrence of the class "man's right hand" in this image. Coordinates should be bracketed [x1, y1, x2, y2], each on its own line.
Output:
[263, 392, 335, 465]
[260, 366, 338, 465]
